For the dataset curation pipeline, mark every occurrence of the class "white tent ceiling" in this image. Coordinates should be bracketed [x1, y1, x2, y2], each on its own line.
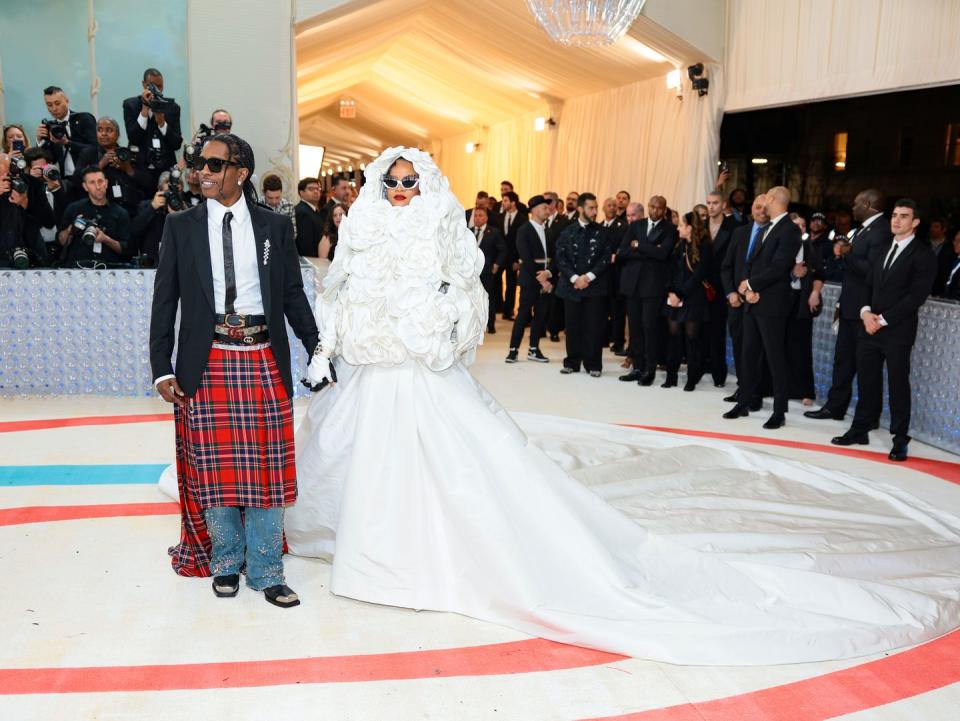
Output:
[295, 0, 699, 168]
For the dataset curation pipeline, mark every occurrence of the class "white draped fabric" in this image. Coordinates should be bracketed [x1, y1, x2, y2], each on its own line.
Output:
[725, 0, 960, 111]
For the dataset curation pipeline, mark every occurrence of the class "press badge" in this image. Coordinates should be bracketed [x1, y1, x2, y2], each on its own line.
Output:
[111, 185, 123, 199]
[152, 138, 162, 149]
[93, 241, 103, 254]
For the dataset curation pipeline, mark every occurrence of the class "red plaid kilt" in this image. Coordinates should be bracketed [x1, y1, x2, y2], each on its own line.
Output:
[169, 344, 297, 577]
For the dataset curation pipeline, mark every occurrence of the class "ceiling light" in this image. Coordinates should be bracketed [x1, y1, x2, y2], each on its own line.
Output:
[751, 158, 768, 165]
[666, 69, 681, 90]
[526, 0, 649, 47]
[337, 165, 343, 172]
[834, 161, 846, 170]
[465, 142, 477, 154]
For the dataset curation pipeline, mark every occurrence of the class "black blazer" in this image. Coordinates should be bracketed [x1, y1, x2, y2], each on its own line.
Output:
[792, 237, 826, 319]
[122, 96, 183, 171]
[555, 221, 612, 299]
[149, 200, 319, 397]
[931, 245, 957, 297]
[515, 221, 551, 288]
[863, 238, 937, 345]
[617, 218, 677, 298]
[500, 210, 528, 263]
[294, 200, 324, 257]
[837, 217, 891, 320]
[720, 223, 754, 298]
[945, 257, 960, 300]
[475, 225, 507, 274]
[744, 215, 803, 318]
[74, 145, 155, 218]
[707, 215, 739, 291]
[43, 110, 96, 177]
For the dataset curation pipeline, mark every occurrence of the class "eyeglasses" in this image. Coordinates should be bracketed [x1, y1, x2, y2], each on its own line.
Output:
[193, 157, 239, 173]
[382, 174, 420, 190]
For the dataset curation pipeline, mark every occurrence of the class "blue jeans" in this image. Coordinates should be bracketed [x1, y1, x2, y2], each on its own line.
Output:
[204, 506, 285, 590]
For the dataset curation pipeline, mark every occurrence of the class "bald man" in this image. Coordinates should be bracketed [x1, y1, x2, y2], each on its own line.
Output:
[724, 186, 801, 429]
[805, 189, 890, 422]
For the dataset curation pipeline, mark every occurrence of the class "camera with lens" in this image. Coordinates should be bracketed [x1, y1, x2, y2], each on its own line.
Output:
[163, 167, 186, 211]
[8, 157, 30, 194]
[41, 118, 69, 141]
[146, 83, 177, 115]
[184, 124, 215, 168]
[10, 247, 30, 269]
[115, 146, 133, 164]
[42, 166, 61, 183]
[72, 215, 102, 247]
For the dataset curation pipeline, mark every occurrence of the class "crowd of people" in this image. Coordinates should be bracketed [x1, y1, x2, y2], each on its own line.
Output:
[467, 178, 954, 460]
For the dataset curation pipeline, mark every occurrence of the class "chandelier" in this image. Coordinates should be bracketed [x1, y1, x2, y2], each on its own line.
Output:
[525, 0, 648, 47]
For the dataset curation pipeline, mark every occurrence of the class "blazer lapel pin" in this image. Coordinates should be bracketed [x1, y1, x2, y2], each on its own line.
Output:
[263, 238, 271, 266]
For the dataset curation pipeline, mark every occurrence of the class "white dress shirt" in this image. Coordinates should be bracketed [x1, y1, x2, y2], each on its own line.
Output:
[474, 223, 486, 244]
[207, 197, 264, 315]
[136, 108, 168, 135]
[530, 219, 552, 279]
[860, 234, 915, 327]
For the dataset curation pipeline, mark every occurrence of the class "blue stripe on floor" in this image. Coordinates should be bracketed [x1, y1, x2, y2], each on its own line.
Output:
[0, 465, 168, 487]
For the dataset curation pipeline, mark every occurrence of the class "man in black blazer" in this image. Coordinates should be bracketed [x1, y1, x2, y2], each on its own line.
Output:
[466, 191, 489, 229]
[542, 192, 571, 342]
[704, 191, 740, 387]
[294, 177, 324, 257]
[723, 186, 801, 429]
[944, 231, 960, 300]
[35, 86, 97, 187]
[470, 206, 506, 333]
[805, 189, 890, 422]
[499, 191, 527, 320]
[506, 195, 552, 363]
[720, 194, 769, 406]
[617, 195, 675, 385]
[832, 199, 937, 461]
[599, 197, 628, 352]
[122, 68, 182, 182]
[150, 134, 318, 605]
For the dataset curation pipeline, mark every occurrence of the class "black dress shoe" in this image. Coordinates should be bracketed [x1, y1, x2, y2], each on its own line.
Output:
[888, 443, 909, 462]
[264, 584, 300, 608]
[619, 371, 643, 382]
[502, 314, 514, 321]
[831, 432, 869, 446]
[723, 405, 749, 419]
[713, 381, 725, 388]
[212, 574, 240, 598]
[486, 326, 496, 334]
[683, 379, 697, 392]
[661, 374, 678, 388]
[763, 413, 785, 429]
[638, 372, 656, 386]
[803, 407, 844, 421]
[723, 392, 739, 403]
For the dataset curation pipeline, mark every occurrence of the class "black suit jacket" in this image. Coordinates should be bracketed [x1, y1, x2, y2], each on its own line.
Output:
[43, 110, 96, 178]
[149, 200, 319, 397]
[707, 215, 739, 290]
[74, 145, 155, 218]
[122, 96, 183, 172]
[864, 238, 937, 345]
[500, 210, 528, 263]
[294, 200, 324, 257]
[721, 223, 754, 298]
[474, 225, 507, 274]
[945, 256, 960, 300]
[838, 216, 891, 320]
[744, 215, 802, 318]
[515, 221, 551, 288]
[616, 218, 677, 298]
[931, 244, 957, 297]
[555, 221, 611, 299]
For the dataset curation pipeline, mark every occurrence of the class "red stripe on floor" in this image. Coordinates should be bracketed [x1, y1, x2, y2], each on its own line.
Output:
[0, 638, 623, 694]
[0, 413, 172, 433]
[578, 631, 960, 721]
[622, 424, 960, 485]
[0, 502, 178, 527]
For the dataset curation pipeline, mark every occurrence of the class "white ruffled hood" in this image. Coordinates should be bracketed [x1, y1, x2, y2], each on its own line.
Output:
[317, 147, 487, 370]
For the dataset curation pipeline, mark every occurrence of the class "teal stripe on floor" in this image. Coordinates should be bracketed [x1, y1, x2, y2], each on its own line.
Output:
[0, 465, 168, 487]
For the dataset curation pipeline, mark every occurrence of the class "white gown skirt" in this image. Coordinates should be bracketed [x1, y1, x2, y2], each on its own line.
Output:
[285, 359, 960, 666]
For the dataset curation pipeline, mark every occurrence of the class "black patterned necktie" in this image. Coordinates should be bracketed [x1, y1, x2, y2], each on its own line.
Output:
[222, 211, 236, 314]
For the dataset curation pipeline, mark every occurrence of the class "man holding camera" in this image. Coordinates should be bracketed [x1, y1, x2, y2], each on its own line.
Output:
[75, 117, 155, 218]
[122, 68, 182, 183]
[23, 147, 68, 263]
[57, 166, 131, 267]
[35, 86, 97, 185]
[131, 169, 186, 265]
[0, 153, 55, 268]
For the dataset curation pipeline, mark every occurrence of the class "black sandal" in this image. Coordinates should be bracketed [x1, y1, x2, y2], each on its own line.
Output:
[264, 584, 300, 608]
[212, 574, 240, 598]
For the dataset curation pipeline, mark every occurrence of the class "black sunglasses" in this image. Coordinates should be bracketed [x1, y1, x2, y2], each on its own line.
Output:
[193, 157, 239, 173]
[382, 174, 420, 190]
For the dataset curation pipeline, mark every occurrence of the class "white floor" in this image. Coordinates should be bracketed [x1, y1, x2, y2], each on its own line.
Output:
[1, 329, 958, 721]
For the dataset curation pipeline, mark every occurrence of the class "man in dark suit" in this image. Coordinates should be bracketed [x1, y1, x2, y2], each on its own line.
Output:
[615, 191, 631, 222]
[723, 186, 801, 429]
[720, 194, 768, 406]
[944, 231, 960, 300]
[35, 86, 97, 189]
[150, 134, 317, 605]
[805, 189, 890, 422]
[471, 206, 506, 333]
[599, 197, 628, 352]
[617, 195, 676, 385]
[704, 190, 740, 387]
[122, 68, 182, 182]
[466, 191, 489, 229]
[555, 193, 611, 377]
[927, 218, 955, 296]
[832, 199, 937, 461]
[294, 177, 324, 257]
[499, 191, 527, 321]
[542, 191, 571, 342]
[506, 195, 552, 363]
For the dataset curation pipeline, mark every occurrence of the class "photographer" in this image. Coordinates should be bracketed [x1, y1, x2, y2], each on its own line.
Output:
[23, 147, 68, 262]
[2, 124, 30, 156]
[35, 86, 97, 185]
[209, 109, 233, 135]
[75, 117, 155, 218]
[57, 166, 131, 267]
[122, 68, 182, 182]
[131, 169, 187, 264]
[0, 153, 54, 268]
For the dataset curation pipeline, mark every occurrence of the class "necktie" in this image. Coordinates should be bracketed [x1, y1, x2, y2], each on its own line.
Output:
[746, 223, 765, 260]
[474, 227, 482, 243]
[883, 242, 899, 273]
[222, 211, 236, 314]
[948, 257, 960, 286]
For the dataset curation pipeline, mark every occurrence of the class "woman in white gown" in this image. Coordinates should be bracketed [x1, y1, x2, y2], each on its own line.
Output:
[287, 147, 960, 666]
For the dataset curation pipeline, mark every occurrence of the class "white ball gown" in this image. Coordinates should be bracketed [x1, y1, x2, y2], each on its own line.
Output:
[283, 148, 960, 665]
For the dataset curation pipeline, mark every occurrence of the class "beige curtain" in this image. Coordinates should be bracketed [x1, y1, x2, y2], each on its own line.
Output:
[725, 0, 960, 111]
[440, 66, 724, 215]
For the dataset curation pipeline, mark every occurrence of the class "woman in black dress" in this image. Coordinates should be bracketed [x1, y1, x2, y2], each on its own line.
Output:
[664, 211, 714, 391]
